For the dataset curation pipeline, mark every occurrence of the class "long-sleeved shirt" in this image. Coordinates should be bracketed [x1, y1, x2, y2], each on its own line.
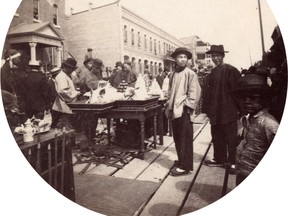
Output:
[236, 109, 279, 177]
[52, 71, 79, 114]
[205, 63, 241, 125]
[166, 67, 201, 121]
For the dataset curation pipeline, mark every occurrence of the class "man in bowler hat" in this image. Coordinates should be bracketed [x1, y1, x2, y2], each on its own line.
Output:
[203, 45, 241, 173]
[51, 58, 80, 129]
[165, 47, 201, 176]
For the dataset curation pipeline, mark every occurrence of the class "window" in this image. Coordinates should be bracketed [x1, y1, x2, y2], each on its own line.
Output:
[131, 29, 134, 46]
[138, 32, 141, 48]
[144, 34, 147, 50]
[150, 37, 152, 52]
[163, 42, 166, 53]
[158, 41, 161, 54]
[53, 4, 58, 25]
[33, 0, 40, 20]
[154, 39, 157, 54]
[123, 25, 127, 43]
[197, 54, 205, 60]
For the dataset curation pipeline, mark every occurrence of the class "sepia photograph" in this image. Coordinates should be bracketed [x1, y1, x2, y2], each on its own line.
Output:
[0, 0, 287, 216]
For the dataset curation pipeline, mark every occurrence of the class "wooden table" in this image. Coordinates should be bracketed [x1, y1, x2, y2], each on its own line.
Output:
[16, 129, 76, 201]
[104, 104, 160, 159]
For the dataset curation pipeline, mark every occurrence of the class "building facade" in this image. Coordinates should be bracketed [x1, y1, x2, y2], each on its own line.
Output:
[3, 0, 66, 71]
[179, 35, 212, 68]
[64, 1, 186, 76]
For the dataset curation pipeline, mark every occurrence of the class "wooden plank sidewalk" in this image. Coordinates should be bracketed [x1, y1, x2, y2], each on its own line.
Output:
[72, 114, 237, 216]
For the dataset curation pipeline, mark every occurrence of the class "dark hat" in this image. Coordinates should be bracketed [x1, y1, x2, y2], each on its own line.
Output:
[233, 73, 270, 95]
[206, 45, 229, 54]
[87, 48, 93, 51]
[50, 67, 61, 77]
[62, 58, 77, 69]
[115, 61, 122, 67]
[83, 58, 93, 65]
[170, 47, 192, 59]
[92, 58, 103, 68]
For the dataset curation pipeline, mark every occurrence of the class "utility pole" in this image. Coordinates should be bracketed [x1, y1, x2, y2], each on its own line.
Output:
[258, 0, 265, 56]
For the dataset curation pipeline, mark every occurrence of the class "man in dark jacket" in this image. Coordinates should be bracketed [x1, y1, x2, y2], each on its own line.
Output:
[203, 45, 241, 173]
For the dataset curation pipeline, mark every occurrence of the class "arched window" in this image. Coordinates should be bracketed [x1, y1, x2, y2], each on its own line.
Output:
[53, 4, 58, 25]
[138, 32, 141, 48]
[154, 39, 157, 54]
[131, 29, 134, 46]
[144, 34, 147, 50]
[33, 0, 40, 20]
[123, 25, 127, 43]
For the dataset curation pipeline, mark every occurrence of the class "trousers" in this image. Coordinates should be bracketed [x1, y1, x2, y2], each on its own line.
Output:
[211, 121, 238, 164]
[172, 111, 194, 171]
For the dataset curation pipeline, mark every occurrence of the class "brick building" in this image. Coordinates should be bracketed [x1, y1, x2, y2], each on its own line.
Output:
[3, 0, 66, 71]
[64, 1, 186, 76]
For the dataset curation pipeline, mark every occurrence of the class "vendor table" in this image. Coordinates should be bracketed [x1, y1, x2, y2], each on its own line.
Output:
[104, 104, 160, 159]
[15, 129, 76, 201]
[68, 100, 162, 160]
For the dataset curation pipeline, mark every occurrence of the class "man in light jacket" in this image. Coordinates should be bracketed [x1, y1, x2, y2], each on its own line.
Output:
[52, 58, 80, 129]
[165, 47, 201, 176]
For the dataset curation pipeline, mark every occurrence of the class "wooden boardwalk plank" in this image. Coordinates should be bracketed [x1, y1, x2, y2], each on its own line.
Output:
[181, 129, 236, 215]
[139, 123, 211, 216]
[136, 123, 207, 183]
[113, 136, 174, 179]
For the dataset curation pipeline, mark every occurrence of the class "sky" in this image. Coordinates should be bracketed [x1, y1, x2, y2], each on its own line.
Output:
[66, 0, 278, 70]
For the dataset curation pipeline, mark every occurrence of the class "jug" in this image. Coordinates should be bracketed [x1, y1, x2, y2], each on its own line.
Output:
[23, 119, 35, 142]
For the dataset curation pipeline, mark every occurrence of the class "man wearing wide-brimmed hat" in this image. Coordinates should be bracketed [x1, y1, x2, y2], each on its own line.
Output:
[203, 45, 241, 173]
[165, 47, 201, 176]
[51, 58, 80, 129]
[232, 72, 278, 185]
[72, 58, 93, 92]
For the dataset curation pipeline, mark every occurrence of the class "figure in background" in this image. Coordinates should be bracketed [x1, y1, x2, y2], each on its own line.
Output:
[22, 63, 50, 119]
[109, 60, 137, 89]
[1, 49, 28, 112]
[156, 67, 166, 89]
[84, 48, 93, 61]
[232, 73, 279, 185]
[165, 47, 201, 176]
[109, 61, 122, 88]
[51, 58, 80, 129]
[203, 45, 241, 174]
[72, 58, 93, 93]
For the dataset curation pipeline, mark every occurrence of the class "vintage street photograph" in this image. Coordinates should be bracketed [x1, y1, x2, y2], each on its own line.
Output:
[0, 0, 287, 216]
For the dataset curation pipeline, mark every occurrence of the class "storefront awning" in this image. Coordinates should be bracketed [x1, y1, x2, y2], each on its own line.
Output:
[7, 22, 64, 47]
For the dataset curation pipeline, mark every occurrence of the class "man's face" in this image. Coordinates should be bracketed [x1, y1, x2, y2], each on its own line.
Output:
[63, 66, 75, 74]
[86, 61, 93, 70]
[122, 63, 131, 72]
[176, 54, 188, 67]
[12, 56, 21, 67]
[241, 93, 264, 115]
[211, 53, 224, 66]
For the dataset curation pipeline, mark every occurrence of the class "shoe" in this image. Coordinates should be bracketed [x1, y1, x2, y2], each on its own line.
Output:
[170, 166, 191, 176]
[204, 159, 224, 167]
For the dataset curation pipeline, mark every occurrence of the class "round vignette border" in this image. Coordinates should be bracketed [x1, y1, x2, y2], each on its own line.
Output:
[0, 1, 288, 216]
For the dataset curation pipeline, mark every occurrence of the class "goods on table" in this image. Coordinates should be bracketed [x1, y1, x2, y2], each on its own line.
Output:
[14, 114, 51, 134]
[84, 84, 124, 104]
[148, 78, 164, 98]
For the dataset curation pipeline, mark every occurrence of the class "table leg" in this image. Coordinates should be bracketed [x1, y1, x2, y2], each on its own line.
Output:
[159, 108, 164, 146]
[153, 114, 157, 149]
[139, 119, 145, 159]
[107, 118, 111, 147]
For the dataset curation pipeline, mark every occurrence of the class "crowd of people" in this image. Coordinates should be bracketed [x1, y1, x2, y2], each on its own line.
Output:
[1, 42, 287, 185]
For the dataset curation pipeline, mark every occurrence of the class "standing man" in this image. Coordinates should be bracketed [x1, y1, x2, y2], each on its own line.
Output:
[52, 58, 80, 129]
[203, 45, 241, 172]
[84, 48, 93, 61]
[165, 47, 201, 176]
